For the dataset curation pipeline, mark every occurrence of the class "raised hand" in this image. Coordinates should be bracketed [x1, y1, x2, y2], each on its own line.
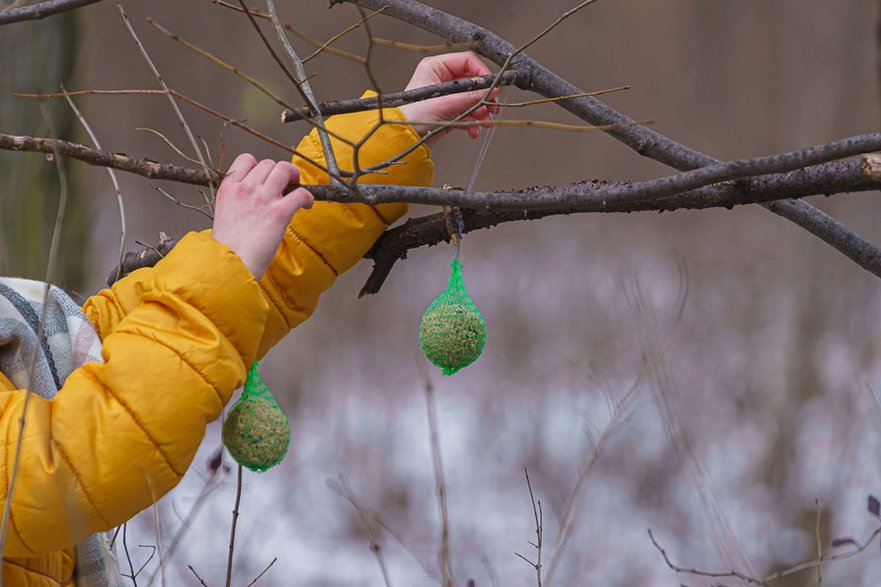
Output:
[398, 51, 500, 145]
[212, 153, 314, 279]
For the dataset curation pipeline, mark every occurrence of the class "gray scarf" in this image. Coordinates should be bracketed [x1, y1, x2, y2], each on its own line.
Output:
[0, 277, 122, 587]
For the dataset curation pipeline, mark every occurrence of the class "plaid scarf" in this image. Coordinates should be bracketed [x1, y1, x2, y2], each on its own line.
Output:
[0, 277, 122, 587]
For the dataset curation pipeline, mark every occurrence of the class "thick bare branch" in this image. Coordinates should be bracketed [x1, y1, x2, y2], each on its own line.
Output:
[0, 0, 103, 25]
[79, 157, 879, 288]
[0, 132, 219, 185]
[9, 130, 881, 209]
[359, 160, 881, 295]
[6, 126, 881, 289]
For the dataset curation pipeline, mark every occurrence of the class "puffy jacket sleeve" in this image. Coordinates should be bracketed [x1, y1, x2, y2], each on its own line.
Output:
[0, 232, 269, 557]
[254, 91, 435, 356]
[83, 93, 434, 355]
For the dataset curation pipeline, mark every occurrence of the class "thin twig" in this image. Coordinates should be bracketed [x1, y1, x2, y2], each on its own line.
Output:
[152, 503, 166, 587]
[225, 464, 244, 587]
[234, 0, 351, 186]
[136, 127, 206, 168]
[543, 382, 639, 587]
[648, 528, 766, 586]
[151, 184, 214, 219]
[145, 466, 227, 587]
[235, 0, 297, 88]
[514, 468, 543, 587]
[0, 105, 68, 558]
[649, 524, 881, 585]
[208, 0, 377, 63]
[417, 359, 454, 587]
[496, 86, 630, 108]
[338, 475, 394, 587]
[244, 557, 278, 587]
[188, 565, 209, 587]
[327, 478, 438, 579]
[264, 0, 342, 182]
[16, 88, 344, 171]
[371, 37, 478, 53]
[301, 7, 385, 63]
[815, 499, 823, 586]
[116, 0, 216, 200]
[517, 0, 602, 55]
[122, 523, 138, 586]
[132, 545, 157, 580]
[146, 18, 295, 111]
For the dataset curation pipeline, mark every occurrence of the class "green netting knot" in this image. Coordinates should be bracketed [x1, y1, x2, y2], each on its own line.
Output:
[222, 362, 290, 472]
[419, 258, 487, 375]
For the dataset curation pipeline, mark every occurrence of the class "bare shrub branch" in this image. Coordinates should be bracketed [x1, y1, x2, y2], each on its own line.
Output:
[417, 360, 454, 587]
[648, 522, 881, 585]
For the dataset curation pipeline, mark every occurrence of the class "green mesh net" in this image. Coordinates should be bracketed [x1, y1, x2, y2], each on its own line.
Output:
[419, 258, 487, 376]
[222, 362, 290, 472]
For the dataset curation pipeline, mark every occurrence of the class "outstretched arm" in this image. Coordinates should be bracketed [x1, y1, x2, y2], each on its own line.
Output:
[2, 160, 310, 556]
[254, 52, 496, 357]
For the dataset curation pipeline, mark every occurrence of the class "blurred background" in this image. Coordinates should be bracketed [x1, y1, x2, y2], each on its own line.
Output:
[3, 0, 881, 585]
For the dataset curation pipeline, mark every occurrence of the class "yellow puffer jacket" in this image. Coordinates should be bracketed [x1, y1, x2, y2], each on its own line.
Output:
[0, 95, 433, 587]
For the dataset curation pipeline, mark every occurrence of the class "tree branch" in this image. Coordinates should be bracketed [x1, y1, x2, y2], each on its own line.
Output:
[0, 0, 103, 25]
[5, 130, 881, 287]
[332, 0, 881, 293]
[85, 159, 880, 288]
[359, 160, 881, 295]
[108, 157, 880, 289]
[0, 132, 217, 185]
[8, 130, 881, 209]
[264, 0, 342, 183]
[281, 70, 521, 122]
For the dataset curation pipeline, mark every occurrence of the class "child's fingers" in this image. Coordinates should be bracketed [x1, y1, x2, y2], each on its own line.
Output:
[454, 115, 481, 139]
[225, 153, 258, 182]
[242, 159, 277, 186]
[263, 161, 301, 195]
[412, 52, 493, 87]
[279, 187, 315, 216]
[470, 104, 495, 123]
[435, 51, 493, 81]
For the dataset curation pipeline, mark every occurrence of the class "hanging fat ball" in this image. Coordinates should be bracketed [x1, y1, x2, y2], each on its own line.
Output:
[419, 258, 487, 375]
[222, 362, 290, 472]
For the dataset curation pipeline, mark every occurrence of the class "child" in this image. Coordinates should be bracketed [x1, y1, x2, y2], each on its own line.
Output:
[0, 52, 497, 587]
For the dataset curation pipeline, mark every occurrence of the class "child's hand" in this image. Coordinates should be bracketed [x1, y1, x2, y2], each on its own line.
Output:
[398, 52, 500, 146]
[212, 153, 314, 279]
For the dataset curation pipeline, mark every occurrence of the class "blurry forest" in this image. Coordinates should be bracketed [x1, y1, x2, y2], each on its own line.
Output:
[3, 1, 881, 586]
